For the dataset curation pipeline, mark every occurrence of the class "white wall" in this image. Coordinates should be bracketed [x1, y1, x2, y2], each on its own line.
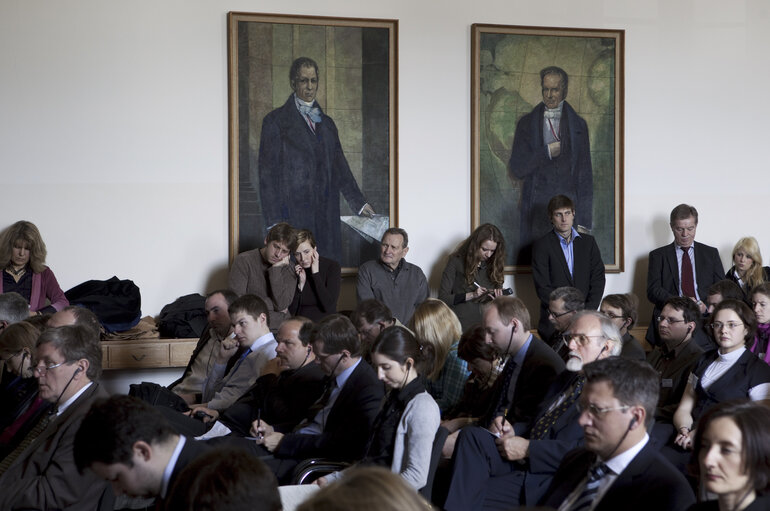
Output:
[1, 0, 768, 327]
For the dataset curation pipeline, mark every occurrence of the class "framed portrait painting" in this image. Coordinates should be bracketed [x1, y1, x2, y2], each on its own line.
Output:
[471, 24, 624, 272]
[227, 12, 398, 274]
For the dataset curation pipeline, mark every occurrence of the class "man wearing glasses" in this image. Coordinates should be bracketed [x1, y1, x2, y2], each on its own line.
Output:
[539, 357, 694, 511]
[444, 310, 619, 510]
[645, 297, 704, 428]
[0, 324, 109, 511]
[546, 286, 585, 360]
[646, 203, 724, 346]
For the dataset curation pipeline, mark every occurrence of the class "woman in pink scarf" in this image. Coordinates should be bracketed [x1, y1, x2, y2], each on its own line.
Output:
[750, 283, 770, 364]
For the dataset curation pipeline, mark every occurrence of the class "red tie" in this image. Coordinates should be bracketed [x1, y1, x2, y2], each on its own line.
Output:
[681, 246, 696, 298]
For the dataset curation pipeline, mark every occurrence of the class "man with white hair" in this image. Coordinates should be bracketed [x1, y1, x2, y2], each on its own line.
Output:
[444, 310, 621, 511]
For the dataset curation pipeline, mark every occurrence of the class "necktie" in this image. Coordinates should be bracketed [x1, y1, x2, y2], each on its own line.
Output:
[491, 358, 516, 421]
[295, 378, 337, 431]
[0, 411, 53, 475]
[680, 246, 696, 298]
[228, 348, 252, 376]
[531, 374, 585, 440]
[567, 462, 611, 511]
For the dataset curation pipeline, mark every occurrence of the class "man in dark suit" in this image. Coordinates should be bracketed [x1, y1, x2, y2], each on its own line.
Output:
[442, 297, 565, 459]
[540, 357, 695, 511]
[0, 325, 109, 511]
[532, 194, 605, 340]
[646, 203, 725, 345]
[444, 311, 620, 510]
[256, 57, 375, 263]
[509, 66, 593, 259]
[251, 314, 384, 483]
[74, 395, 212, 509]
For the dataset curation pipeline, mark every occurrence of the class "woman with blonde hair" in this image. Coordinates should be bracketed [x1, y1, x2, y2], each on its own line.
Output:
[411, 298, 470, 414]
[726, 237, 770, 298]
[439, 223, 506, 331]
[0, 221, 68, 313]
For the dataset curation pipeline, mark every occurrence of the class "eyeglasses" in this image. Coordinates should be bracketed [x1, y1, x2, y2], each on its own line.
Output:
[710, 322, 744, 331]
[33, 360, 68, 376]
[549, 309, 574, 319]
[656, 316, 686, 324]
[602, 312, 626, 320]
[561, 333, 606, 347]
[0, 350, 23, 363]
[577, 402, 630, 418]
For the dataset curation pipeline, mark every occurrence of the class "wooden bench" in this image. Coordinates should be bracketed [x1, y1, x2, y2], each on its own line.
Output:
[101, 338, 197, 370]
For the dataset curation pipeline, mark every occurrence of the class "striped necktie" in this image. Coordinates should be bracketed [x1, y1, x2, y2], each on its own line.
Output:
[0, 410, 54, 475]
[567, 462, 611, 511]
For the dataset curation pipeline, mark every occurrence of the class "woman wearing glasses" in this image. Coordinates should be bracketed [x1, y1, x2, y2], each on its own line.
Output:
[673, 300, 770, 452]
[599, 293, 645, 361]
[688, 401, 770, 511]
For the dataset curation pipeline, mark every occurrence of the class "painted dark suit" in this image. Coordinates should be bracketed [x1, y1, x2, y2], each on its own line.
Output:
[256, 95, 368, 263]
[509, 101, 593, 260]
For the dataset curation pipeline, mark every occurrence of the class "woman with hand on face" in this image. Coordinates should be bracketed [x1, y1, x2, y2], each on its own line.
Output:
[749, 284, 770, 365]
[439, 224, 507, 332]
[726, 237, 770, 300]
[688, 401, 770, 511]
[673, 300, 770, 453]
[318, 326, 440, 491]
[0, 221, 68, 314]
[289, 229, 341, 322]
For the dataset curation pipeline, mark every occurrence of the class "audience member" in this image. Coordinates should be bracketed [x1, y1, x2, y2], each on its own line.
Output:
[706, 280, 745, 314]
[351, 299, 401, 360]
[749, 283, 770, 364]
[546, 286, 585, 359]
[540, 357, 695, 510]
[357, 227, 429, 324]
[438, 223, 507, 331]
[229, 222, 297, 329]
[74, 395, 212, 508]
[411, 298, 470, 414]
[688, 401, 770, 511]
[289, 229, 341, 321]
[441, 324, 502, 457]
[297, 466, 431, 511]
[0, 291, 30, 330]
[646, 297, 705, 424]
[0, 322, 45, 457]
[168, 289, 237, 403]
[600, 293, 646, 361]
[646, 204, 725, 345]
[251, 314, 384, 483]
[166, 447, 281, 511]
[671, 300, 770, 453]
[726, 236, 769, 299]
[0, 220, 69, 314]
[0, 324, 108, 510]
[47, 304, 102, 337]
[532, 195, 605, 340]
[443, 310, 612, 510]
[318, 326, 440, 490]
[192, 294, 277, 416]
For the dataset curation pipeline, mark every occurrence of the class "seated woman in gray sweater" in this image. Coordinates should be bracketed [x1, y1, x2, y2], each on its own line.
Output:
[319, 326, 440, 491]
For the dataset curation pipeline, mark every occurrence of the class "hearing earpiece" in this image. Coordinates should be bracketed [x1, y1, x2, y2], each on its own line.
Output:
[686, 326, 692, 335]
[73, 367, 83, 375]
[307, 346, 312, 354]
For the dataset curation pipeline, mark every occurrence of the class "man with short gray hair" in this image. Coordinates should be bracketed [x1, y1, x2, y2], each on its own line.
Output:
[356, 228, 428, 324]
[0, 292, 29, 330]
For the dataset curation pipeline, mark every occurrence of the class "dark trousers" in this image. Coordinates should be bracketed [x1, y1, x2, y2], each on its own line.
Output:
[444, 427, 525, 511]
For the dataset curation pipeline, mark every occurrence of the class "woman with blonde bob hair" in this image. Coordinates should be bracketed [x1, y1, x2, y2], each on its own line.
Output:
[727, 237, 770, 298]
[297, 466, 432, 511]
[0, 221, 68, 313]
[411, 298, 469, 414]
[439, 223, 506, 331]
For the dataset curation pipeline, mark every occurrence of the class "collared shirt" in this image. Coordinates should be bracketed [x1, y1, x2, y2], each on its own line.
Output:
[557, 227, 581, 278]
[559, 434, 649, 511]
[505, 334, 533, 406]
[543, 100, 565, 149]
[379, 257, 405, 280]
[160, 435, 186, 498]
[293, 93, 318, 131]
[55, 381, 93, 416]
[247, 331, 275, 353]
[676, 244, 701, 300]
[298, 358, 362, 435]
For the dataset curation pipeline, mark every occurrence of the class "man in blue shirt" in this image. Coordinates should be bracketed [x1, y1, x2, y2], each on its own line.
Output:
[531, 195, 605, 340]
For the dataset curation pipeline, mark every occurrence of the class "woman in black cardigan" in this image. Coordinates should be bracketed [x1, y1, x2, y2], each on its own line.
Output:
[289, 229, 341, 321]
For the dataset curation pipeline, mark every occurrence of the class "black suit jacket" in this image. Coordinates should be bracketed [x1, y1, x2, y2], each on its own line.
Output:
[646, 241, 724, 344]
[486, 336, 565, 435]
[274, 359, 384, 462]
[540, 443, 695, 511]
[532, 230, 605, 337]
[160, 438, 213, 510]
